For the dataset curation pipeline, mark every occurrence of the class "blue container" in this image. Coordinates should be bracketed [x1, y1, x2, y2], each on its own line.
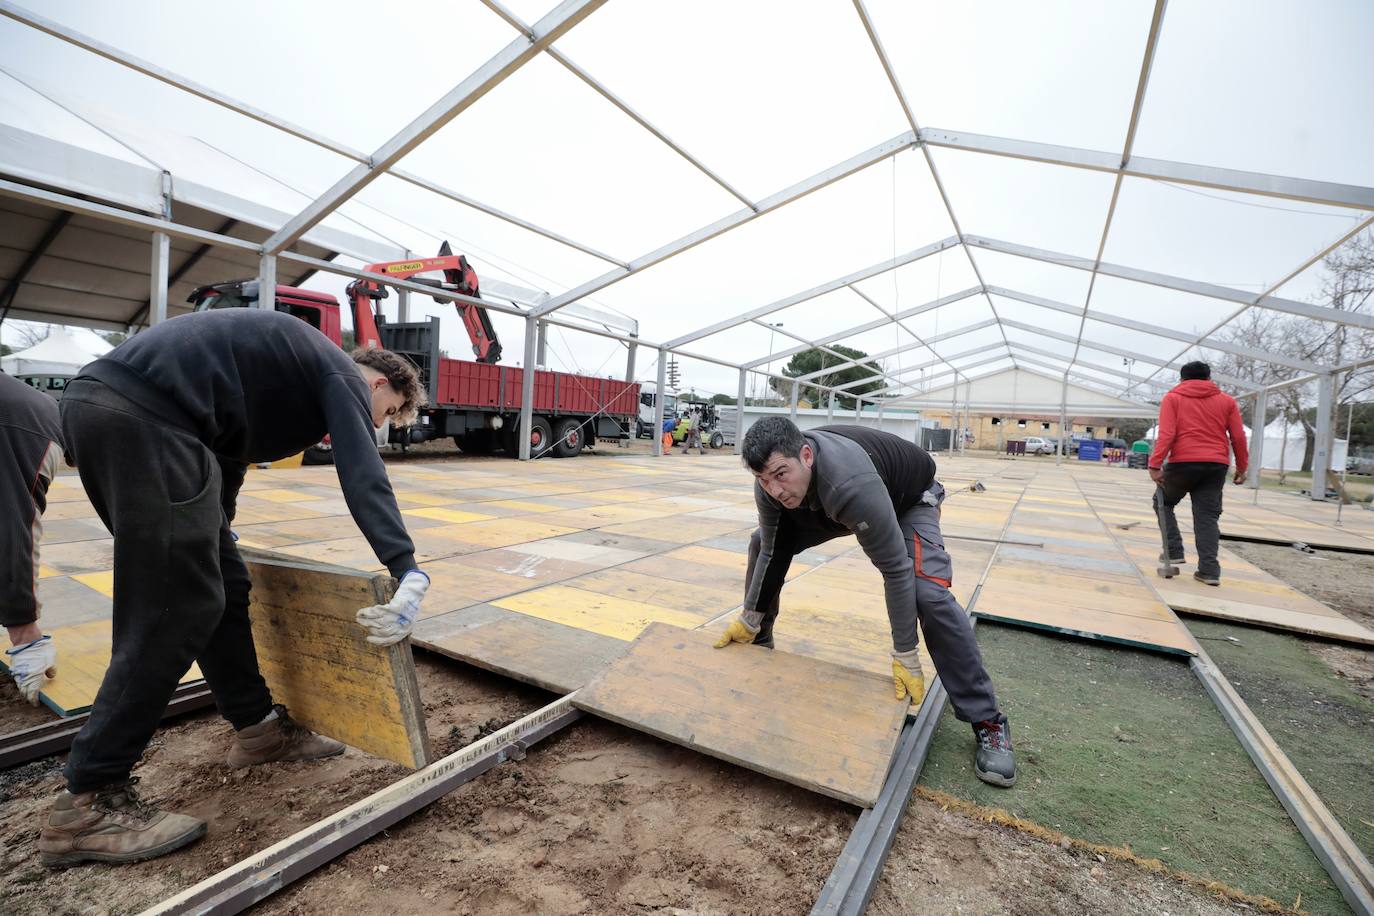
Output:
[1078, 439, 1104, 461]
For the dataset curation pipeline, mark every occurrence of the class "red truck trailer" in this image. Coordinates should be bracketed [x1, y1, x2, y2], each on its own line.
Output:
[189, 245, 638, 462]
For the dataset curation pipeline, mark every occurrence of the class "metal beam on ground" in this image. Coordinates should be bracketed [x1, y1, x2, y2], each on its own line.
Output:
[262, 0, 607, 255]
[531, 130, 918, 318]
[662, 237, 958, 350]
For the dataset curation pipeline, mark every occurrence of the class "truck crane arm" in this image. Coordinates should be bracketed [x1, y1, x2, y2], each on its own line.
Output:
[345, 241, 502, 363]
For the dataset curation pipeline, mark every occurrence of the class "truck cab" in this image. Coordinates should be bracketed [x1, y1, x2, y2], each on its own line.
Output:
[636, 381, 678, 438]
[189, 280, 343, 346]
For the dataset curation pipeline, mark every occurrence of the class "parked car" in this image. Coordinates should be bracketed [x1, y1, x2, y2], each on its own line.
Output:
[1023, 436, 1055, 455]
[1101, 437, 1129, 451]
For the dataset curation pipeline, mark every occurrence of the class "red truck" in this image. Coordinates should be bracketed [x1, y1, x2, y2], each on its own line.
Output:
[189, 244, 639, 462]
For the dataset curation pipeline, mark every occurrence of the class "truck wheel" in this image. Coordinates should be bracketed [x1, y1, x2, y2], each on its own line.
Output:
[709, 431, 725, 450]
[529, 417, 554, 457]
[553, 418, 584, 458]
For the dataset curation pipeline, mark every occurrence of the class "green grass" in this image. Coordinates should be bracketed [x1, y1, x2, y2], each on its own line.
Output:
[1189, 618, 1374, 862]
[919, 622, 1346, 914]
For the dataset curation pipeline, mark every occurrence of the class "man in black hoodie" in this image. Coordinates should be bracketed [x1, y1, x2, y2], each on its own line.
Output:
[39, 308, 430, 867]
[1, 372, 63, 706]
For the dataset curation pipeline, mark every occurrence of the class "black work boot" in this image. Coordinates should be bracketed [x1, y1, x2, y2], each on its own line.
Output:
[972, 712, 1016, 787]
[1193, 571, 1220, 587]
[227, 705, 345, 769]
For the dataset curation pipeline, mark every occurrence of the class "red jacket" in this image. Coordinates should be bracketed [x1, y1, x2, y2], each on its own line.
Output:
[1150, 380, 1248, 471]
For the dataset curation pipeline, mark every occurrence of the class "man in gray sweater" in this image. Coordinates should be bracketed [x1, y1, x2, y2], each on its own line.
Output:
[715, 417, 1014, 787]
[40, 309, 432, 867]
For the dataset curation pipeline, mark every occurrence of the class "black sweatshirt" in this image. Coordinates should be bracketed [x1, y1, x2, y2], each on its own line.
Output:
[76, 309, 416, 578]
[1, 372, 63, 626]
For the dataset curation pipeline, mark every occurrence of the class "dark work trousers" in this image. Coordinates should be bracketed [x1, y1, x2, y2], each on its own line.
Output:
[1153, 461, 1229, 579]
[59, 379, 272, 793]
[745, 481, 999, 723]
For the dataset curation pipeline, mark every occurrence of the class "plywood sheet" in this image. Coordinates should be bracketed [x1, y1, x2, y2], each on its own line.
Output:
[0, 618, 203, 717]
[243, 552, 430, 768]
[574, 623, 907, 807]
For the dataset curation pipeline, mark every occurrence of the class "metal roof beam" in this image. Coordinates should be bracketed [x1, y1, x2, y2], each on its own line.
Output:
[969, 235, 1374, 332]
[263, 0, 606, 255]
[661, 236, 959, 350]
[988, 286, 1330, 373]
[530, 130, 918, 317]
[919, 127, 1374, 211]
[742, 286, 982, 369]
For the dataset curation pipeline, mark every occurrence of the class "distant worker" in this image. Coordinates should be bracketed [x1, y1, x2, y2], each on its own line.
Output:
[680, 407, 704, 455]
[2, 372, 63, 706]
[661, 414, 676, 456]
[1149, 361, 1249, 586]
[41, 309, 431, 867]
[715, 418, 1015, 787]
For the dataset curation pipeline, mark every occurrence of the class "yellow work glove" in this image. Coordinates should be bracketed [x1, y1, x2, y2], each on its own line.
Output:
[892, 648, 925, 704]
[713, 615, 761, 648]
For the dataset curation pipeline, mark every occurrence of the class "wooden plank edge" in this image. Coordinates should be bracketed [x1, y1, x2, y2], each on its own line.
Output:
[971, 613, 1196, 657]
[141, 697, 583, 916]
[1191, 650, 1374, 916]
[1173, 608, 1374, 648]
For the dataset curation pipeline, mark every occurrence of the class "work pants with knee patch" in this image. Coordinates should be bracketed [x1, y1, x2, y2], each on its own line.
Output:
[744, 480, 998, 723]
[1152, 461, 1228, 579]
[60, 379, 271, 793]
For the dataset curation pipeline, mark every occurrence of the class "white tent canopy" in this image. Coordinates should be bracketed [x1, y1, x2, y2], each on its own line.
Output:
[891, 367, 1156, 419]
[1, 325, 108, 376]
[0, 0, 1370, 483]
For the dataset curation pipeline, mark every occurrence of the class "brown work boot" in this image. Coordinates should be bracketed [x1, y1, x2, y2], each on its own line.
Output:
[226, 705, 345, 769]
[39, 777, 206, 867]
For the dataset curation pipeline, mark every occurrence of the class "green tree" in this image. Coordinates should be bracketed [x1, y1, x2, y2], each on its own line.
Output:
[710, 393, 736, 406]
[0, 342, 10, 357]
[770, 345, 882, 410]
[100, 331, 128, 347]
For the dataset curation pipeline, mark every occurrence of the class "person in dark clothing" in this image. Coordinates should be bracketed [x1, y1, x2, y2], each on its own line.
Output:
[1149, 361, 1249, 586]
[39, 309, 431, 867]
[715, 417, 1015, 787]
[2, 372, 64, 705]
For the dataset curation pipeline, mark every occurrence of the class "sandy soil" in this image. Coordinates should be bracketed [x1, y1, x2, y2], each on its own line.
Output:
[2, 651, 1262, 915]
[1225, 540, 1374, 702]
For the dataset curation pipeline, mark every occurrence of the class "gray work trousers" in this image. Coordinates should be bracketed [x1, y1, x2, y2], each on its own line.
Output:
[745, 481, 999, 723]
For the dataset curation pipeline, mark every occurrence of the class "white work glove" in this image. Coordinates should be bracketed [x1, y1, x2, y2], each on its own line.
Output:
[6, 635, 57, 705]
[356, 571, 429, 646]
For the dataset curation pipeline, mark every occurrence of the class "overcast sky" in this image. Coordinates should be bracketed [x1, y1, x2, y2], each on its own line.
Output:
[2, 0, 1371, 398]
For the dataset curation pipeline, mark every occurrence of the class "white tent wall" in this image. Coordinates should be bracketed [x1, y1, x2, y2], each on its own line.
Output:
[888, 367, 1156, 419]
[734, 405, 931, 446]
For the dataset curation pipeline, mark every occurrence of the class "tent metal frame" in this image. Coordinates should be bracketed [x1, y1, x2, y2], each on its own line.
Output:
[1, 0, 1370, 487]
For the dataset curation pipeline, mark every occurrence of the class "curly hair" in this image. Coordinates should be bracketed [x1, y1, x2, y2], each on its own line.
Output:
[351, 347, 426, 426]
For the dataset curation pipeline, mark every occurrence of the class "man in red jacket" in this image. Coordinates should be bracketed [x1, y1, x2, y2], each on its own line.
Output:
[1149, 361, 1249, 585]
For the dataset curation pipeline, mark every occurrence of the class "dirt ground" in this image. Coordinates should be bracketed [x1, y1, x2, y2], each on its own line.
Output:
[1, 649, 1267, 915]
[1225, 540, 1374, 702]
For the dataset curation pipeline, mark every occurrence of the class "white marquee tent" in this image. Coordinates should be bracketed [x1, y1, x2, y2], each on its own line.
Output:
[0, 0, 1370, 499]
[0, 325, 108, 376]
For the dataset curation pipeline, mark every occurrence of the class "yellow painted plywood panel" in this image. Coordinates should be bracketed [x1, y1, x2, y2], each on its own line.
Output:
[575, 624, 907, 807]
[244, 553, 430, 768]
[492, 584, 708, 641]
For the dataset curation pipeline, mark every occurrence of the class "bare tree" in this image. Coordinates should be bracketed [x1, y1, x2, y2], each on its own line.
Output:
[8, 321, 51, 348]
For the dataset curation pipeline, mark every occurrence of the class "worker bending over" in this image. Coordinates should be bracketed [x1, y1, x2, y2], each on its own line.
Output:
[41, 308, 431, 867]
[1149, 361, 1249, 586]
[2, 372, 63, 705]
[715, 418, 1015, 787]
